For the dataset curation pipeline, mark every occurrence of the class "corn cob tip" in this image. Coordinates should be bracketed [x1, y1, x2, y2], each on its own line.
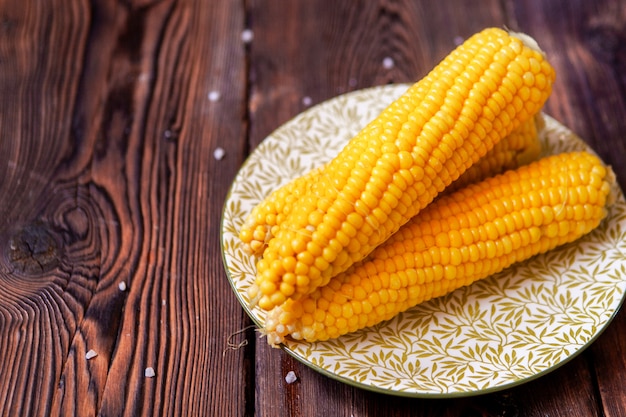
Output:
[263, 308, 289, 347]
[508, 30, 545, 56]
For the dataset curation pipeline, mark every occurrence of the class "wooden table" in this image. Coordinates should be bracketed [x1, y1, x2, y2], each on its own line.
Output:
[1, 0, 625, 415]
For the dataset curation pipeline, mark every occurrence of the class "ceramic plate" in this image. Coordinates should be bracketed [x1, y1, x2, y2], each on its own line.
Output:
[221, 84, 626, 397]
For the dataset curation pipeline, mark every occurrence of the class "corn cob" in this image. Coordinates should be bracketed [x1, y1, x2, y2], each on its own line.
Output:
[250, 28, 556, 311]
[446, 113, 543, 193]
[263, 151, 615, 345]
[239, 165, 326, 255]
[240, 114, 543, 256]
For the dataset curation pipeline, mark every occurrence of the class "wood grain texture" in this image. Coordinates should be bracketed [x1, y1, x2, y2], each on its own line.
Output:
[0, 1, 93, 416]
[0, 0, 250, 416]
[1, 0, 625, 416]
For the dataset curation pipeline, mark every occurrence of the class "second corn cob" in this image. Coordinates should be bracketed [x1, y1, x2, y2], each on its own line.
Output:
[248, 28, 556, 311]
[263, 151, 615, 345]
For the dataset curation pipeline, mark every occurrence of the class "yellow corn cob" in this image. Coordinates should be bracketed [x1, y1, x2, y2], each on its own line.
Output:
[446, 113, 543, 193]
[264, 151, 615, 345]
[239, 165, 326, 255]
[240, 115, 542, 256]
[250, 28, 556, 311]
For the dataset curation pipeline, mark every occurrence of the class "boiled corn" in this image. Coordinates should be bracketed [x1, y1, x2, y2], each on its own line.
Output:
[240, 115, 543, 256]
[447, 113, 543, 193]
[239, 165, 325, 255]
[264, 151, 615, 345]
[250, 28, 556, 311]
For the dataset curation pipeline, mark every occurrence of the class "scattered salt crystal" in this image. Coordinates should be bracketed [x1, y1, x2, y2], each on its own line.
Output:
[86, 349, 98, 360]
[348, 78, 358, 87]
[208, 90, 221, 102]
[162, 299, 166, 306]
[454, 35, 464, 46]
[118, 281, 127, 291]
[145, 367, 156, 378]
[285, 370, 297, 384]
[241, 29, 254, 44]
[214, 147, 226, 160]
[302, 96, 312, 106]
[382, 56, 394, 69]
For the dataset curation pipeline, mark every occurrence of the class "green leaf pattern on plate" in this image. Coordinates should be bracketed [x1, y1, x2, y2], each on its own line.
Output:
[221, 84, 626, 397]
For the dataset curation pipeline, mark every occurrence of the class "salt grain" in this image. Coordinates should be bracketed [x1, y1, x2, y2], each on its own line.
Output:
[285, 371, 297, 384]
[302, 96, 312, 106]
[382, 56, 394, 69]
[241, 29, 254, 44]
[145, 367, 156, 378]
[86, 349, 98, 360]
[118, 281, 127, 291]
[454, 35, 464, 46]
[214, 147, 226, 160]
[208, 90, 221, 102]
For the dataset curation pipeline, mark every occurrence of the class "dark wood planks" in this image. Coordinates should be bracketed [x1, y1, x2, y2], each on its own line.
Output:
[0, 0, 249, 416]
[0, 1, 94, 415]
